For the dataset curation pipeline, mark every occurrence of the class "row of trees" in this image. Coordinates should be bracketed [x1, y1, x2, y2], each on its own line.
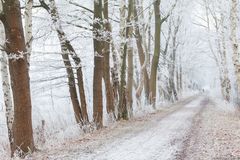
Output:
[0, 0, 217, 157]
[198, 0, 240, 102]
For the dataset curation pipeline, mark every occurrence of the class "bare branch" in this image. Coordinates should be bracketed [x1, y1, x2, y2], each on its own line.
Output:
[68, 1, 93, 13]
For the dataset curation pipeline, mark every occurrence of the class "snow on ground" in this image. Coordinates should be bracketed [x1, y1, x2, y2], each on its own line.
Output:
[29, 96, 203, 160]
[182, 97, 240, 160]
[1, 95, 240, 160]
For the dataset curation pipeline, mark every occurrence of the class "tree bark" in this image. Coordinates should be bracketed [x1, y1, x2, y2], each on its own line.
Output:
[118, 0, 134, 120]
[1, 0, 34, 156]
[134, 0, 150, 101]
[49, 0, 86, 125]
[150, 0, 161, 108]
[103, 0, 115, 118]
[127, 0, 134, 117]
[230, 0, 240, 96]
[24, 0, 33, 64]
[0, 24, 14, 156]
[93, 0, 104, 129]
[162, 20, 172, 100]
[179, 54, 183, 91]
[220, 36, 231, 102]
[111, 35, 120, 113]
[219, 14, 231, 101]
[168, 18, 180, 102]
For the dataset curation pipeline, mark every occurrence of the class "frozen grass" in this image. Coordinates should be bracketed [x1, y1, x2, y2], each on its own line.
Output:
[0, 91, 197, 159]
[2, 93, 239, 160]
[30, 96, 203, 160]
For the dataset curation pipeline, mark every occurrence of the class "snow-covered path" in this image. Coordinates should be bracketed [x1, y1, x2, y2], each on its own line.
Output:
[33, 96, 207, 160]
[92, 97, 205, 160]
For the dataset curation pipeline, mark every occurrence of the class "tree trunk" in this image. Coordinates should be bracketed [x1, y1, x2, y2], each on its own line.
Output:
[24, 0, 33, 64]
[1, 0, 34, 156]
[118, 0, 134, 120]
[111, 37, 120, 114]
[148, 2, 152, 65]
[93, 0, 104, 129]
[230, 0, 240, 95]
[134, 0, 150, 101]
[49, 0, 85, 125]
[150, 0, 161, 108]
[219, 14, 231, 101]
[169, 18, 180, 102]
[179, 54, 183, 91]
[103, 0, 115, 118]
[0, 24, 14, 156]
[119, 0, 126, 57]
[107, 21, 120, 113]
[127, 4, 134, 118]
[162, 20, 172, 101]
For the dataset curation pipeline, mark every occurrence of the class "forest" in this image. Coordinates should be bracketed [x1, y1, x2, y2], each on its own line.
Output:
[0, 0, 240, 159]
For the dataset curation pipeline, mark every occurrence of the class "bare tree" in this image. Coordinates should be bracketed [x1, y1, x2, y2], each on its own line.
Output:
[150, 0, 162, 107]
[127, 0, 134, 117]
[203, 0, 231, 101]
[134, 0, 150, 102]
[93, 0, 104, 128]
[168, 17, 181, 102]
[103, 0, 115, 119]
[0, 0, 34, 156]
[47, 0, 89, 125]
[118, 0, 134, 120]
[0, 23, 14, 156]
[230, 0, 240, 96]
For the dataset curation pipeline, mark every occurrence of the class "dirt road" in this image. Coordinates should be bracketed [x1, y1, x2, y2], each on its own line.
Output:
[32, 96, 240, 160]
